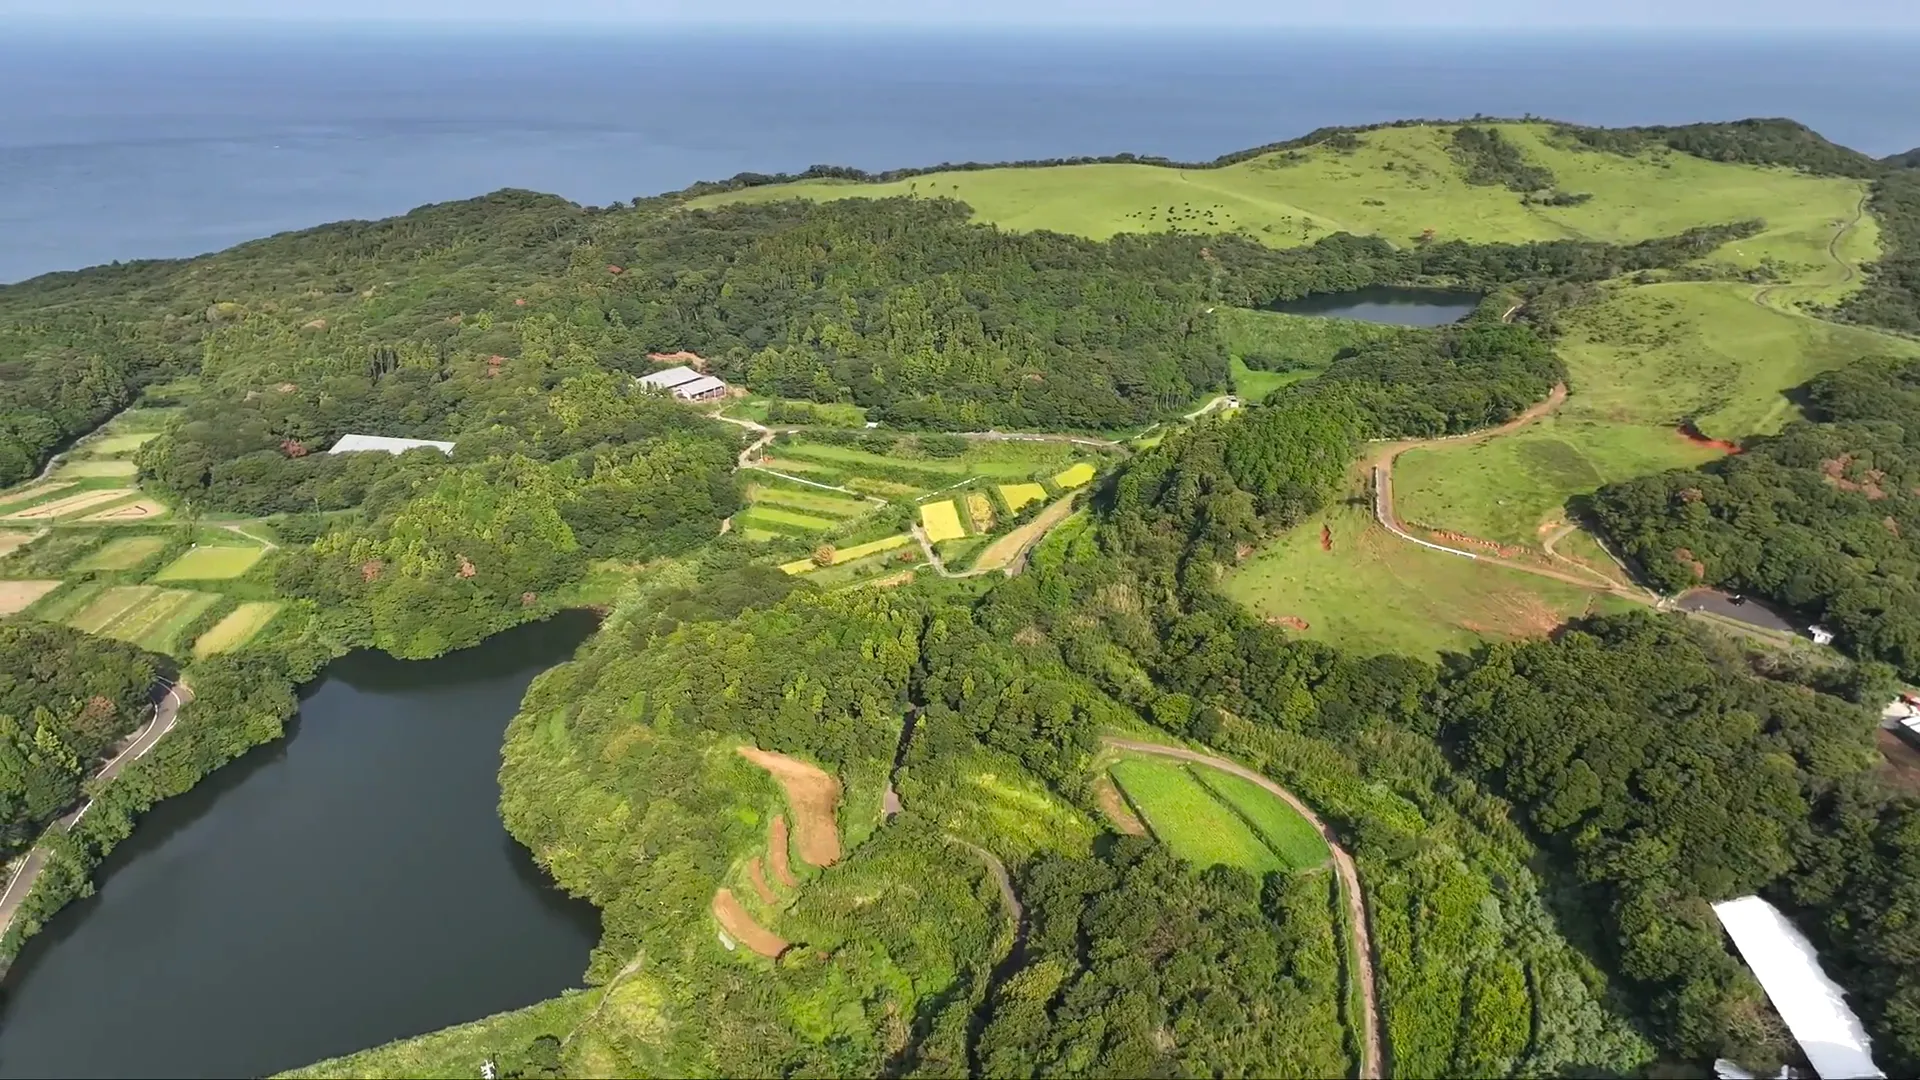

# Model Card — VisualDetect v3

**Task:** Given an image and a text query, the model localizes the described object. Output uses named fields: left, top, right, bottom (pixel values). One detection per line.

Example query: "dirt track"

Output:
left=1104, top=738, right=1383, bottom=1080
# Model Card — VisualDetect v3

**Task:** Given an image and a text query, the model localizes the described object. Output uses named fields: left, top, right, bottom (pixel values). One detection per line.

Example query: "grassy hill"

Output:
left=690, top=122, right=1868, bottom=265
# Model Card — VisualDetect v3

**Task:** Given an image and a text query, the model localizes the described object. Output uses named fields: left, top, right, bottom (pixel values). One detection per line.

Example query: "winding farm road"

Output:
left=0, top=680, right=193, bottom=946
left=1103, top=738, right=1383, bottom=1080
left=1752, top=189, right=1869, bottom=314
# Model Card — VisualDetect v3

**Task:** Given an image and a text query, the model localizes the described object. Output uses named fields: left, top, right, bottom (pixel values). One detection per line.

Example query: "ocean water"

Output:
left=2, top=26, right=1918, bottom=284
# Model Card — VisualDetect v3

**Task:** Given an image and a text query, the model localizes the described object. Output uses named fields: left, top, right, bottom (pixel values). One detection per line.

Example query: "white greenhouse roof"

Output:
left=327, top=434, right=456, bottom=456
left=1712, top=896, right=1882, bottom=1079
left=672, top=375, right=728, bottom=398
left=638, top=365, right=706, bottom=389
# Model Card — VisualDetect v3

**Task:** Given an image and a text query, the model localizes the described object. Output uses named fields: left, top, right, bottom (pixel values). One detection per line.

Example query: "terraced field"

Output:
left=67, top=585, right=222, bottom=653
left=153, top=544, right=264, bottom=581
left=75, top=535, right=170, bottom=572
left=1108, top=755, right=1328, bottom=876
left=193, top=601, right=283, bottom=657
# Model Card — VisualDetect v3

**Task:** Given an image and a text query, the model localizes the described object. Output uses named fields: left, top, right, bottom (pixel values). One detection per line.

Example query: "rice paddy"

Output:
left=1052, top=462, right=1097, bottom=490
left=67, top=585, right=222, bottom=653
left=1110, top=756, right=1299, bottom=876
left=918, top=500, right=967, bottom=543
left=781, top=533, right=914, bottom=574
left=998, top=483, right=1048, bottom=512
left=152, top=544, right=265, bottom=582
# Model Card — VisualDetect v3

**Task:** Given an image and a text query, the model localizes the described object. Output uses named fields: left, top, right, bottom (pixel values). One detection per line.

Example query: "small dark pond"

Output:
left=0, top=612, right=601, bottom=1079
left=1268, top=285, right=1483, bottom=326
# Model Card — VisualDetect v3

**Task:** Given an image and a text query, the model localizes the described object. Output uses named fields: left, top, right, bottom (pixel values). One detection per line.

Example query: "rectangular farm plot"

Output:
left=965, top=492, right=996, bottom=532
left=747, top=485, right=868, bottom=518
left=0, top=531, right=36, bottom=560
left=80, top=498, right=169, bottom=523
left=998, top=483, right=1048, bottom=513
left=1110, top=757, right=1286, bottom=876
left=1191, top=768, right=1329, bottom=871
left=780, top=533, right=912, bottom=574
left=152, top=544, right=264, bottom=581
left=70, top=585, right=220, bottom=652
left=57, top=459, right=138, bottom=479
left=194, top=602, right=283, bottom=657
left=76, top=535, right=169, bottom=572
left=3, top=488, right=138, bottom=521
left=89, top=432, right=159, bottom=454
left=735, top=506, right=837, bottom=536
left=919, top=500, right=967, bottom=543
left=0, top=482, right=75, bottom=511
left=1052, top=462, right=1097, bottom=490
left=0, top=580, right=62, bottom=617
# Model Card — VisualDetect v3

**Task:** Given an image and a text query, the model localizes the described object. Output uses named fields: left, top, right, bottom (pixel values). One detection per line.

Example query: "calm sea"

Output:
left=2, top=26, right=1918, bottom=284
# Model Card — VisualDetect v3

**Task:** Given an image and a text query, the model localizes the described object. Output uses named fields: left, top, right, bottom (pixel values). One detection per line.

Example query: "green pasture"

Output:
left=152, top=543, right=264, bottom=582
left=691, top=122, right=1868, bottom=258
left=1224, top=499, right=1633, bottom=659
left=74, top=535, right=169, bottom=572
left=1109, top=756, right=1284, bottom=876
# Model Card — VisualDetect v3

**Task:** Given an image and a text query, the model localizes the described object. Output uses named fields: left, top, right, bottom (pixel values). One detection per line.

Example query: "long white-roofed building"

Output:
left=638, top=365, right=729, bottom=402
left=327, top=434, right=456, bottom=456
left=1712, top=895, right=1883, bottom=1079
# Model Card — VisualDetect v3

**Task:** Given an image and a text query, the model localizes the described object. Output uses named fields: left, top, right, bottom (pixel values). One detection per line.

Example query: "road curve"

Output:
left=1104, top=738, right=1383, bottom=1080
left=0, top=680, right=194, bottom=945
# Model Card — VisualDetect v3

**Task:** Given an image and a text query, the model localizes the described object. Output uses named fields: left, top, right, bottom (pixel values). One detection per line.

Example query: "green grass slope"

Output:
left=691, top=123, right=1867, bottom=259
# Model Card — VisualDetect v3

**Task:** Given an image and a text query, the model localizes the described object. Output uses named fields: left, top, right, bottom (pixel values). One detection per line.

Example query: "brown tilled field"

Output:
left=738, top=746, right=842, bottom=867
left=768, top=814, right=798, bottom=887
left=3, top=488, right=135, bottom=520
left=1093, top=775, right=1147, bottom=836
left=712, top=888, right=788, bottom=958
left=81, top=498, right=169, bottom=522
left=746, top=858, right=778, bottom=904
left=0, top=579, right=61, bottom=616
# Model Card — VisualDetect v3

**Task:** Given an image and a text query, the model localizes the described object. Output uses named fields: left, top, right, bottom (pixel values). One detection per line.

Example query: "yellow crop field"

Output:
left=919, top=500, right=967, bottom=543
left=999, top=483, right=1048, bottom=513
left=965, top=492, right=996, bottom=531
left=1053, top=463, right=1096, bottom=490
left=780, top=533, right=914, bottom=574
left=193, top=602, right=283, bottom=657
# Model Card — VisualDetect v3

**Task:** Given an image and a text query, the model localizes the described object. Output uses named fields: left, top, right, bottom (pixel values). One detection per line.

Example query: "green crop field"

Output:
left=67, top=585, right=221, bottom=653
left=193, top=601, right=283, bottom=657
left=1109, top=757, right=1285, bottom=876
left=56, top=459, right=138, bottom=478
left=1190, top=769, right=1329, bottom=871
left=89, top=432, right=159, bottom=455
left=74, top=535, right=169, bottom=572
left=746, top=483, right=869, bottom=518
left=781, top=533, right=914, bottom=574
left=735, top=505, right=837, bottom=533
left=1224, top=499, right=1635, bottom=658
left=152, top=544, right=264, bottom=581
left=692, top=122, right=1867, bottom=259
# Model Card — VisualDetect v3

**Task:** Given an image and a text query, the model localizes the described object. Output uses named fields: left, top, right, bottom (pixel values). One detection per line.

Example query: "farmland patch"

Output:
left=0, top=580, right=62, bottom=617
left=918, top=500, right=967, bottom=543
left=75, top=535, right=169, bottom=572
left=998, top=483, right=1048, bottom=513
left=153, top=544, right=265, bottom=581
left=193, top=601, right=284, bottom=657
left=738, top=746, right=842, bottom=868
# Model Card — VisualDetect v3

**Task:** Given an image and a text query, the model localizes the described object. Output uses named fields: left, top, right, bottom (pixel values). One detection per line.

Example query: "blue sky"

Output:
left=5, top=0, right=1917, bottom=29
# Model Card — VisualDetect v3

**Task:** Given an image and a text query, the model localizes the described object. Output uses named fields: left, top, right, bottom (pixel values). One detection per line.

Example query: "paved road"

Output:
left=0, top=681, right=193, bottom=943
left=1104, top=738, right=1384, bottom=1080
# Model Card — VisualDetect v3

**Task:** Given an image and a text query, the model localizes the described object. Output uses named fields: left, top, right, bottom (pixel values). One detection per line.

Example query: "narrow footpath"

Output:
left=1103, top=738, right=1384, bottom=1080
left=0, top=681, right=194, bottom=947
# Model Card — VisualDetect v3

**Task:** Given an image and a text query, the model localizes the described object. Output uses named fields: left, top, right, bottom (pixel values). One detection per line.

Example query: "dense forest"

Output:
left=1591, top=356, right=1920, bottom=677
left=0, top=625, right=162, bottom=858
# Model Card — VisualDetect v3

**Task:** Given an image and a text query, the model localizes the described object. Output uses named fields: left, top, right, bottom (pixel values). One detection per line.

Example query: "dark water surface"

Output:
left=0, top=613, right=600, bottom=1079
left=1269, top=286, right=1485, bottom=326
left=4, top=28, right=1920, bottom=283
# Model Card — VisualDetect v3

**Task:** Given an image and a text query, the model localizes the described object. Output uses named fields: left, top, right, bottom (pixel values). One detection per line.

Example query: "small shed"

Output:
left=1809, top=625, right=1836, bottom=646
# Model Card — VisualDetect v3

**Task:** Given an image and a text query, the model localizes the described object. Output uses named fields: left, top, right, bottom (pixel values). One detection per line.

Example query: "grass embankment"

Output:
left=1108, top=754, right=1327, bottom=875
left=692, top=122, right=1865, bottom=255
left=1224, top=498, right=1634, bottom=658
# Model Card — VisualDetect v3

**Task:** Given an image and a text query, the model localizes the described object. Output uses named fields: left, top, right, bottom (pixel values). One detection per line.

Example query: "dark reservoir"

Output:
left=1269, top=286, right=1483, bottom=326
left=0, top=612, right=601, bottom=1079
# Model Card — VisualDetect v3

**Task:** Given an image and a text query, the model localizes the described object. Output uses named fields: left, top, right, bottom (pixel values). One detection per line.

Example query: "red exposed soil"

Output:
left=712, top=888, right=789, bottom=958
left=1676, top=422, right=1741, bottom=454
left=1265, top=615, right=1311, bottom=631
left=746, top=858, right=778, bottom=904
left=768, top=814, right=799, bottom=888
left=1093, top=776, right=1147, bottom=836
left=739, top=746, right=843, bottom=868
left=1421, top=526, right=1527, bottom=560
left=1321, top=523, right=1333, bottom=551
left=647, top=350, right=708, bottom=370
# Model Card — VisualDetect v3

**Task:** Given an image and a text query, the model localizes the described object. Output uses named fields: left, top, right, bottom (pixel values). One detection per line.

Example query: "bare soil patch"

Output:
left=738, top=746, right=843, bottom=867
left=1877, top=730, right=1920, bottom=793
left=0, top=481, right=73, bottom=509
left=82, top=498, right=169, bottom=522
left=0, top=580, right=61, bottom=616
left=768, top=814, right=799, bottom=888
left=1094, top=775, right=1147, bottom=836
left=745, top=858, right=778, bottom=904
left=712, top=888, right=789, bottom=958
left=0, top=530, right=38, bottom=560
left=1265, top=614, right=1311, bottom=631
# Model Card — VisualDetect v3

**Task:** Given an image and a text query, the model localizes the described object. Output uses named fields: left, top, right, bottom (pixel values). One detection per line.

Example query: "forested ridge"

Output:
left=8, top=117, right=1920, bottom=1079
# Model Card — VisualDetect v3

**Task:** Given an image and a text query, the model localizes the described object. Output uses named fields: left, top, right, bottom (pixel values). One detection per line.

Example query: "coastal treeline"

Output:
left=1591, top=355, right=1920, bottom=678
